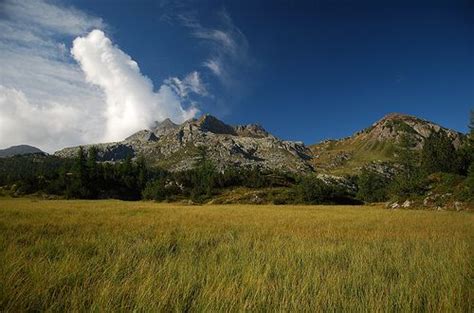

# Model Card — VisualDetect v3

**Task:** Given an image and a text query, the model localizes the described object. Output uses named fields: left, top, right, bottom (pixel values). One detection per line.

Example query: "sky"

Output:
left=0, top=0, right=472, bottom=152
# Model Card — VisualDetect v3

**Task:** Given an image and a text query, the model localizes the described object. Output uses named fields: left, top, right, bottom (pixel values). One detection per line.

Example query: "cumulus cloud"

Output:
left=0, top=0, right=106, bottom=152
left=0, top=0, right=200, bottom=152
left=71, top=30, right=198, bottom=142
left=0, top=85, right=101, bottom=150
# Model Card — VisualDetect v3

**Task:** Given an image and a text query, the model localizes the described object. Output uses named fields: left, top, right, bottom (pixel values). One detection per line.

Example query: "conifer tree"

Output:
left=421, top=131, right=457, bottom=174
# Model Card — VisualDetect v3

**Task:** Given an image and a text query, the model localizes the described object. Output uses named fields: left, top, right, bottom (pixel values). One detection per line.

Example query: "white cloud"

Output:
left=0, top=85, right=102, bottom=150
left=165, top=71, right=208, bottom=98
left=1, top=0, right=104, bottom=36
left=71, top=30, right=198, bottom=142
left=179, top=9, right=250, bottom=85
left=0, top=0, right=200, bottom=152
left=203, top=59, right=224, bottom=78
left=0, top=0, right=106, bottom=152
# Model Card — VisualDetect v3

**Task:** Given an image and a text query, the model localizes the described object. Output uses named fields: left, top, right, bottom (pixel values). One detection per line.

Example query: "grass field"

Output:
left=0, top=198, right=473, bottom=312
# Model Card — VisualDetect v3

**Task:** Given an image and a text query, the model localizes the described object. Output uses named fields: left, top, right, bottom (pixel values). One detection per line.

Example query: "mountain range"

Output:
left=52, top=113, right=465, bottom=174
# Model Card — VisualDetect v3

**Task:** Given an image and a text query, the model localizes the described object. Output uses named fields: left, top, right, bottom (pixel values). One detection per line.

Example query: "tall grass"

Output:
left=0, top=198, right=472, bottom=311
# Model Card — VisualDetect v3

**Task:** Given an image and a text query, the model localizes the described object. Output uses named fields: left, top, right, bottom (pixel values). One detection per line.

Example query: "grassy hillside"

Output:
left=310, top=138, right=397, bottom=175
left=1, top=198, right=473, bottom=311
left=309, top=113, right=466, bottom=175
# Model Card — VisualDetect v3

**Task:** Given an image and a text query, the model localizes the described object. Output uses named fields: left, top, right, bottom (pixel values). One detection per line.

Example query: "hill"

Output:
left=310, top=113, right=465, bottom=175
left=0, top=145, right=44, bottom=157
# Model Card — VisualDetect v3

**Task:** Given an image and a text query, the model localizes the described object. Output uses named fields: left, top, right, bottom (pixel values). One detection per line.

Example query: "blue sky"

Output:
left=0, top=0, right=472, bottom=151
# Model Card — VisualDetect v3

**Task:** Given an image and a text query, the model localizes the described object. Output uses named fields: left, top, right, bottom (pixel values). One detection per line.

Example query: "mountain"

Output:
left=54, top=113, right=465, bottom=175
left=310, top=113, right=465, bottom=175
left=55, top=115, right=314, bottom=173
left=0, top=145, right=44, bottom=157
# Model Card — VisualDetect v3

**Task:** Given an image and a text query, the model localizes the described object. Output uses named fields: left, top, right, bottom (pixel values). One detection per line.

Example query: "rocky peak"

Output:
left=54, top=113, right=313, bottom=173
left=155, top=118, right=178, bottom=129
left=125, top=130, right=158, bottom=142
left=234, top=124, right=269, bottom=138
left=152, top=118, right=179, bottom=136
left=359, top=113, right=464, bottom=148
left=195, top=114, right=236, bottom=135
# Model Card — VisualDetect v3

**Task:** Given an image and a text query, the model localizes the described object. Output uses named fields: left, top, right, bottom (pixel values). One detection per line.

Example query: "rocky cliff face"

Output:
left=310, top=113, right=465, bottom=175
left=55, top=115, right=314, bottom=173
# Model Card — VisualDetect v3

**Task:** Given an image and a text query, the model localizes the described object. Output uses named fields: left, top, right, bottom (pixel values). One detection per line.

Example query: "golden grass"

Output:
left=0, top=198, right=473, bottom=312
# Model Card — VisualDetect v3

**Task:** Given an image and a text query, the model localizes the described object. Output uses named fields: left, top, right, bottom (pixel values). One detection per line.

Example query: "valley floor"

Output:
left=0, top=198, right=472, bottom=311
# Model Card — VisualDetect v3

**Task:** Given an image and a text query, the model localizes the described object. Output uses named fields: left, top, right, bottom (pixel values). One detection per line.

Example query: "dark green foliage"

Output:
left=294, top=175, right=359, bottom=204
left=0, top=147, right=150, bottom=200
left=356, top=169, right=390, bottom=202
left=189, top=159, right=218, bottom=202
left=389, top=134, right=426, bottom=198
left=459, top=110, right=474, bottom=175
left=0, top=154, right=73, bottom=193
left=67, top=147, right=90, bottom=198
left=420, top=131, right=458, bottom=175
left=462, top=164, right=474, bottom=201
left=142, top=169, right=181, bottom=201
left=388, top=172, right=427, bottom=199
left=469, top=110, right=474, bottom=136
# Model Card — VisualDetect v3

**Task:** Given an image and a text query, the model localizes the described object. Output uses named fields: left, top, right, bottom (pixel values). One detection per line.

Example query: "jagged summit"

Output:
left=195, top=114, right=237, bottom=135
left=55, top=113, right=312, bottom=173
left=153, top=118, right=178, bottom=129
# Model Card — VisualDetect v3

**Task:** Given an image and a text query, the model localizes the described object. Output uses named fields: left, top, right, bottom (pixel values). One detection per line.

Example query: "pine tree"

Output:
left=421, top=130, right=457, bottom=174
left=397, top=134, right=418, bottom=172
left=390, top=134, right=426, bottom=197
left=69, top=146, right=89, bottom=198
left=86, top=147, right=99, bottom=198
left=135, top=155, right=148, bottom=191
left=469, top=110, right=474, bottom=137
left=357, top=168, right=390, bottom=202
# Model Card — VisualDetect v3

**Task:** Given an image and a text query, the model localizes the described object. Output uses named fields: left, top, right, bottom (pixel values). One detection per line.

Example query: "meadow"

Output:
left=0, top=198, right=472, bottom=312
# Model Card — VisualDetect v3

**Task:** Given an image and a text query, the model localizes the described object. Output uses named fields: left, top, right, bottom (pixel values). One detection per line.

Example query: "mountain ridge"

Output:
left=53, top=113, right=465, bottom=174
left=55, top=114, right=314, bottom=173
